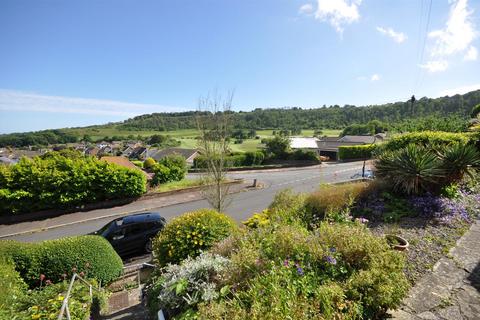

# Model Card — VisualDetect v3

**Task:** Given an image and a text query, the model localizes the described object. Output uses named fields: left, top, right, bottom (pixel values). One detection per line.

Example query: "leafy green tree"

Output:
left=264, top=135, right=291, bottom=159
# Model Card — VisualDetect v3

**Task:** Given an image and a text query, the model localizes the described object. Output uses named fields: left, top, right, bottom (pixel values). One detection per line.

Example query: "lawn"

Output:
left=65, top=126, right=342, bottom=153
left=152, top=178, right=205, bottom=193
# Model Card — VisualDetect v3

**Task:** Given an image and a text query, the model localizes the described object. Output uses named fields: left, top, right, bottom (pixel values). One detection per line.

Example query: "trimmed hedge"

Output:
left=153, top=209, right=238, bottom=266
left=0, top=152, right=147, bottom=214
left=383, top=131, right=472, bottom=152
left=338, top=144, right=377, bottom=160
left=0, top=235, right=123, bottom=287
left=193, top=151, right=265, bottom=168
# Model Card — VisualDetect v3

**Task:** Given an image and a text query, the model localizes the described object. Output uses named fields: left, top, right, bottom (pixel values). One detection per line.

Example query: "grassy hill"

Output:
left=1, top=89, right=479, bottom=150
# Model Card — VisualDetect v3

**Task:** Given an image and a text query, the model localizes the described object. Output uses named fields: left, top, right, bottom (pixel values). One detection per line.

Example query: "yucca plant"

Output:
left=437, top=143, right=480, bottom=184
left=374, top=144, right=445, bottom=195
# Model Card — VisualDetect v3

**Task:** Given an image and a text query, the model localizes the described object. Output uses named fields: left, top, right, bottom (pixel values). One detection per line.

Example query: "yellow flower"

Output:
left=31, top=315, right=41, bottom=320
left=57, top=295, right=64, bottom=301
left=194, top=241, right=198, bottom=244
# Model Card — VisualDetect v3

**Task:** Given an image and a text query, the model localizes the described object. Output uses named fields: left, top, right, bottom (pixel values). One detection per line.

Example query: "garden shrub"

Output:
left=146, top=253, right=230, bottom=318
left=338, top=144, right=377, bottom=160
left=151, top=155, right=187, bottom=186
left=382, top=131, right=471, bottom=152
left=290, top=149, right=320, bottom=162
left=0, top=235, right=123, bottom=287
left=131, top=160, right=144, bottom=168
left=194, top=151, right=264, bottom=168
left=242, top=189, right=309, bottom=229
left=193, top=222, right=408, bottom=319
left=0, top=152, right=146, bottom=214
left=152, top=209, right=238, bottom=266
left=143, top=157, right=156, bottom=169
left=305, top=182, right=369, bottom=225
left=0, top=258, right=27, bottom=318
left=267, top=189, right=308, bottom=226
left=243, top=151, right=265, bottom=166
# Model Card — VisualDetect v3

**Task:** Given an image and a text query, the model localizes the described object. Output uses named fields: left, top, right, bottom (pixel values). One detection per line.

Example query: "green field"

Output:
left=65, top=126, right=342, bottom=153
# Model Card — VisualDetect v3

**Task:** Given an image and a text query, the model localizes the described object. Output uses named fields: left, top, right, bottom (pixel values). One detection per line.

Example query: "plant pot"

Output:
left=385, top=234, right=409, bottom=251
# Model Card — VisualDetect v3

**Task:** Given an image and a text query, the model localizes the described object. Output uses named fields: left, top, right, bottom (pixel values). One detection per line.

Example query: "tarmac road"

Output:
left=3, top=161, right=369, bottom=242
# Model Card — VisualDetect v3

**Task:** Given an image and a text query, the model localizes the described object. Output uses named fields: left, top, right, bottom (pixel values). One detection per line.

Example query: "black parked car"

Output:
left=93, top=212, right=166, bottom=257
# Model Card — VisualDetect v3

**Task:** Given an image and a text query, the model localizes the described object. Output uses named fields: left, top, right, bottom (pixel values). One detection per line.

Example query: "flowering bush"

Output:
left=153, top=209, right=238, bottom=266
left=194, top=222, right=409, bottom=319
left=242, top=209, right=270, bottom=228
left=146, top=253, right=230, bottom=317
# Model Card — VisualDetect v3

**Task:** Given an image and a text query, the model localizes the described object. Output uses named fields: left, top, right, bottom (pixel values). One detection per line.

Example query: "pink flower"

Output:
left=79, top=271, right=85, bottom=277
left=40, top=274, right=45, bottom=281
left=45, top=280, right=52, bottom=285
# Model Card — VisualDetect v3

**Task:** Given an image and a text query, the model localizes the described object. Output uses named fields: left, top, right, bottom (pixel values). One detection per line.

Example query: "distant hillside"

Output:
left=1, top=90, right=479, bottom=147
left=117, top=90, right=480, bottom=131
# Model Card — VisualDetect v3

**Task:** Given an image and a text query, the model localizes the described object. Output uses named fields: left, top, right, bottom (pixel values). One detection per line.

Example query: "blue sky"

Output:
left=1, top=0, right=479, bottom=133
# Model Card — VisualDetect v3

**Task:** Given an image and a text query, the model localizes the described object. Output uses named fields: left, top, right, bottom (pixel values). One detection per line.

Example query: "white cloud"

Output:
left=300, top=0, right=362, bottom=33
left=439, top=83, right=480, bottom=96
left=464, top=46, right=478, bottom=61
left=370, top=74, right=380, bottom=81
left=376, top=26, right=407, bottom=43
left=0, top=89, right=185, bottom=117
left=423, top=0, right=477, bottom=72
left=419, top=60, right=449, bottom=72
left=299, top=3, right=314, bottom=15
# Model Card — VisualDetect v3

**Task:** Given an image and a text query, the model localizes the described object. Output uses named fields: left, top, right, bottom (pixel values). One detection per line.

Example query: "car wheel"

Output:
left=145, top=239, right=153, bottom=253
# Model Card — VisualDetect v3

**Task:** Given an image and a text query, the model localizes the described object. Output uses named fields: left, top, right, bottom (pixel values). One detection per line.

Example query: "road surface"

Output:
left=4, top=161, right=368, bottom=242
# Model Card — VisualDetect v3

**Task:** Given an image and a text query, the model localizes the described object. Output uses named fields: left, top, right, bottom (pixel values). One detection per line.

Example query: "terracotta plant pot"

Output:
left=385, top=234, right=409, bottom=251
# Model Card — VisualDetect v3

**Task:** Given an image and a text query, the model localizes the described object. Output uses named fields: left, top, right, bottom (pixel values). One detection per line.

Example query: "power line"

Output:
left=413, top=0, right=433, bottom=95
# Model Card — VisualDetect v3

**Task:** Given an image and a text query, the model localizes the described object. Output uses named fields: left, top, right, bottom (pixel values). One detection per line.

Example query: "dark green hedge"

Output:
left=338, top=144, right=377, bottom=160
left=0, top=152, right=147, bottom=214
left=0, top=235, right=123, bottom=287
left=193, top=151, right=265, bottom=168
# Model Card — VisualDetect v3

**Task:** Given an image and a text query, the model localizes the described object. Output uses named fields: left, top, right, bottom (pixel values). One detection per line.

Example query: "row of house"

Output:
left=290, top=134, right=387, bottom=160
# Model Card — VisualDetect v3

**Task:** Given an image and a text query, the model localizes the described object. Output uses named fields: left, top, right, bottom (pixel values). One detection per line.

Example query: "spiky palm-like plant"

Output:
left=437, top=143, right=480, bottom=183
left=374, top=144, right=445, bottom=195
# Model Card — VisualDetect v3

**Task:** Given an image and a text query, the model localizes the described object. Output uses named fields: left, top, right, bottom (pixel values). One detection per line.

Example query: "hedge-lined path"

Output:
left=390, top=219, right=480, bottom=320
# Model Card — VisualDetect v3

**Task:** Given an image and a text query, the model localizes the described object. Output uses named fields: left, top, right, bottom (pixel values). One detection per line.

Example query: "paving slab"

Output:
left=390, top=219, right=480, bottom=320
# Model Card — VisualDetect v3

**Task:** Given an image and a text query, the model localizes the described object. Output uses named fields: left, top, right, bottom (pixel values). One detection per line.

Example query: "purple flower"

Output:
left=325, top=255, right=337, bottom=265
left=329, top=247, right=336, bottom=253
left=283, top=259, right=289, bottom=267
left=355, top=217, right=369, bottom=224
left=296, top=267, right=304, bottom=276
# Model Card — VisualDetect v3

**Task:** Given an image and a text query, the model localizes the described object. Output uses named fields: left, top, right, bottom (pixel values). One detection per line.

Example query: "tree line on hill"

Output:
left=1, top=90, right=479, bottom=148
left=119, top=90, right=480, bottom=131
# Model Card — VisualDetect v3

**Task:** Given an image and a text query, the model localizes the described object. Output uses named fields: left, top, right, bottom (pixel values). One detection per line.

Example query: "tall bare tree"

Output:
left=196, top=92, right=233, bottom=212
